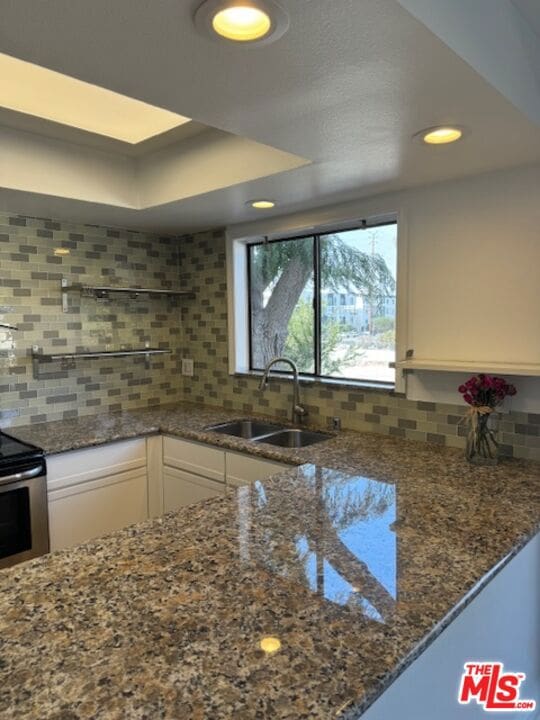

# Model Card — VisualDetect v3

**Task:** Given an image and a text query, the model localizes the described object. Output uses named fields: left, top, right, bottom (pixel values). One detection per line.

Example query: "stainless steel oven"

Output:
left=0, top=433, right=49, bottom=570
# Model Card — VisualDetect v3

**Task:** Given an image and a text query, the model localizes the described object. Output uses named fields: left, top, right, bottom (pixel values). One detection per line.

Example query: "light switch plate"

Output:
left=181, top=358, right=194, bottom=377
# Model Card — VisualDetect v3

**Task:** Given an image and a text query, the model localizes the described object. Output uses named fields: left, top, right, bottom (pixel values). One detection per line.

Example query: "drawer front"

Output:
left=226, top=452, right=289, bottom=488
left=163, top=466, right=224, bottom=513
left=48, top=468, right=148, bottom=551
left=163, top=436, right=225, bottom=482
left=47, top=438, right=147, bottom=491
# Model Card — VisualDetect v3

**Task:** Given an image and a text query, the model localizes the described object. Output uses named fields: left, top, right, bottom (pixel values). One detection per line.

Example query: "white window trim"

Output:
left=226, top=231, right=250, bottom=375
left=394, top=208, right=408, bottom=394
left=226, top=209, right=408, bottom=393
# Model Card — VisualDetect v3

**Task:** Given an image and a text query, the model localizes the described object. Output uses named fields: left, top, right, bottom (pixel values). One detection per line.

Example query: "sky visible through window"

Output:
left=320, top=224, right=397, bottom=383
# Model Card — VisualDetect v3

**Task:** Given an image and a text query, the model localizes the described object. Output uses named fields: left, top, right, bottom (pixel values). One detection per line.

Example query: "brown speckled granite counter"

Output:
left=1, top=403, right=539, bottom=719
left=9, top=400, right=537, bottom=479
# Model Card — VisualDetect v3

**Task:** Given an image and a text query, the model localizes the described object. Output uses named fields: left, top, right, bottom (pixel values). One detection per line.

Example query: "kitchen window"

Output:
left=247, top=221, right=397, bottom=385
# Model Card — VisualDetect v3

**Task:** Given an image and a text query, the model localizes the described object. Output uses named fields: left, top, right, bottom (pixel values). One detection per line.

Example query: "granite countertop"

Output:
left=1, top=403, right=539, bottom=719
left=7, top=399, right=537, bottom=479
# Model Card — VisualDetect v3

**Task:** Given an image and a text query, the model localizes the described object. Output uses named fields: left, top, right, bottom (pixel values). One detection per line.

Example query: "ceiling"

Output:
left=0, top=0, right=539, bottom=234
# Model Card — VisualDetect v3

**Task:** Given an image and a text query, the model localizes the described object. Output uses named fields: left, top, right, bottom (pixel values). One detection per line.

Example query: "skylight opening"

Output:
left=0, top=52, right=190, bottom=144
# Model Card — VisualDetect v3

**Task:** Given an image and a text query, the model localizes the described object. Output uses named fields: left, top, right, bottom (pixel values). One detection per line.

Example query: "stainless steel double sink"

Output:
left=205, top=419, right=332, bottom=448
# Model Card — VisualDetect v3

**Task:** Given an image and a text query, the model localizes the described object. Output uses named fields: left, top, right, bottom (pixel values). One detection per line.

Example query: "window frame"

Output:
left=246, top=220, right=398, bottom=387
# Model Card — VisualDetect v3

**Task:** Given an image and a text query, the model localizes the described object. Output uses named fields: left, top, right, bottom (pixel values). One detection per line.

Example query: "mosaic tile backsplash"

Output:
left=178, top=230, right=540, bottom=462
left=1, top=213, right=538, bottom=461
left=0, top=212, right=184, bottom=426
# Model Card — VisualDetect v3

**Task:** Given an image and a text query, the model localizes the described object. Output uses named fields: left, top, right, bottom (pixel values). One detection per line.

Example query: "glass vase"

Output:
left=465, top=410, right=500, bottom=465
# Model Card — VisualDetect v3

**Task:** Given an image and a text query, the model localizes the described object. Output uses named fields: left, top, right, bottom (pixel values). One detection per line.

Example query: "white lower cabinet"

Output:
left=163, top=436, right=225, bottom=481
left=225, top=451, right=289, bottom=488
left=47, top=439, right=148, bottom=551
left=162, top=435, right=226, bottom=512
left=46, top=434, right=291, bottom=551
left=160, top=436, right=289, bottom=508
left=163, top=466, right=225, bottom=512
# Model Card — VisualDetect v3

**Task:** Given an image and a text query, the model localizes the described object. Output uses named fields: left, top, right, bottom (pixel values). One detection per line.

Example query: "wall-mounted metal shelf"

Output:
left=61, top=279, right=195, bottom=312
left=31, top=345, right=171, bottom=379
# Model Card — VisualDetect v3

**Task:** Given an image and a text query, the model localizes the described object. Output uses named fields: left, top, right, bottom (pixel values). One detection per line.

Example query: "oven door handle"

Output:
left=0, top=464, right=43, bottom=486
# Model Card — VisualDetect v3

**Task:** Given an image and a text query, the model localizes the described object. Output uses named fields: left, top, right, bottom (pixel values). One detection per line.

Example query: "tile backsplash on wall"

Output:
left=1, top=213, right=538, bottom=461
left=0, top=212, right=185, bottom=426
left=178, top=229, right=540, bottom=462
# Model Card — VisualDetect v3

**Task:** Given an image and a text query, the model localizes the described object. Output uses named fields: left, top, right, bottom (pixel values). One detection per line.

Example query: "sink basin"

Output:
left=255, top=428, right=332, bottom=448
left=206, top=420, right=332, bottom=448
left=205, top=419, right=285, bottom=439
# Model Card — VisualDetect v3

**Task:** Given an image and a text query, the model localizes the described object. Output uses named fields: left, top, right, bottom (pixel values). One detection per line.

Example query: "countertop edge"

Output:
left=342, top=530, right=539, bottom=718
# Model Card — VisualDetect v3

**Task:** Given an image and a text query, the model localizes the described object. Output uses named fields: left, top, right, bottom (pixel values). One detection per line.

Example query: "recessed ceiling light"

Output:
left=195, top=1, right=289, bottom=46
left=248, top=199, right=276, bottom=209
left=214, top=6, right=271, bottom=41
left=53, top=247, right=70, bottom=256
left=417, top=126, right=464, bottom=145
left=0, top=52, right=190, bottom=144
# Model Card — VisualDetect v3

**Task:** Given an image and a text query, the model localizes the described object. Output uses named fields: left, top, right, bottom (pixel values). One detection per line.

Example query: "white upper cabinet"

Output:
left=403, top=168, right=540, bottom=372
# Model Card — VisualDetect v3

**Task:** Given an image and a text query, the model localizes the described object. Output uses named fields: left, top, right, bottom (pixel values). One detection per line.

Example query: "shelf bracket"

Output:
left=145, top=342, right=150, bottom=369
left=61, top=278, right=69, bottom=313
left=32, top=345, right=40, bottom=380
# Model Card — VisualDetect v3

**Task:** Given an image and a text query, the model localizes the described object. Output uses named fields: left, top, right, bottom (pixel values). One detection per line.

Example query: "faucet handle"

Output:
left=294, top=404, right=308, bottom=423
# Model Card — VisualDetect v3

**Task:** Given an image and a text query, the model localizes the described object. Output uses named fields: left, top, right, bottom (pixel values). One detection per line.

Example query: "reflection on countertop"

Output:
left=246, top=467, right=397, bottom=622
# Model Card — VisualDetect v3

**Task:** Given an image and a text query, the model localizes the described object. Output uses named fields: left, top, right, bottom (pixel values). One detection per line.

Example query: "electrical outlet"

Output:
left=181, top=358, right=194, bottom=377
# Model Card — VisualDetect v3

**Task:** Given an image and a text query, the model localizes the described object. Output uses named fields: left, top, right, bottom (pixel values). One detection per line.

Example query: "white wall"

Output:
left=0, top=125, right=136, bottom=208
left=228, top=164, right=540, bottom=409
left=407, top=372, right=540, bottom=414
left=137, top=129, right=309, bottom=209
left=0, top=124, right=308, bottom=212
left=395, top=0, right=540, bottom=126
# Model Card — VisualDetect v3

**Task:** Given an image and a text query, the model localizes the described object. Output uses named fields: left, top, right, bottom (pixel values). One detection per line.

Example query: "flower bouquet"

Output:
left=459, top=374, right=516, bottom=465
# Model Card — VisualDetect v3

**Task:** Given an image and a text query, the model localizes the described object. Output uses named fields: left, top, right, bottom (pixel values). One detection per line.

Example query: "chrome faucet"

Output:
left=259, top=357, right=307, bottom=425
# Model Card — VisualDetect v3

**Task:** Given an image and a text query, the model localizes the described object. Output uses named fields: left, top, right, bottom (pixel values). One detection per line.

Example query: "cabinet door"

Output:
left=48, top=468, right=148, bottom=551
left=47, top=439, right=148, bottom=551
left=226, top=452, right=290, bottom=488
left=163, top=466, right=225, bottom=513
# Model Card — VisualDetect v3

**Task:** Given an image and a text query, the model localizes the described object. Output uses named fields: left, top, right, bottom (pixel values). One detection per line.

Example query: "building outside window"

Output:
left=247, top=221, right=397, bottom=385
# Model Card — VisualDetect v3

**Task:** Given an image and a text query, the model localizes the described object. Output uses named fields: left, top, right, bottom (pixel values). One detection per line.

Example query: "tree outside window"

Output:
left=248, top=223, right=397, bottom=384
